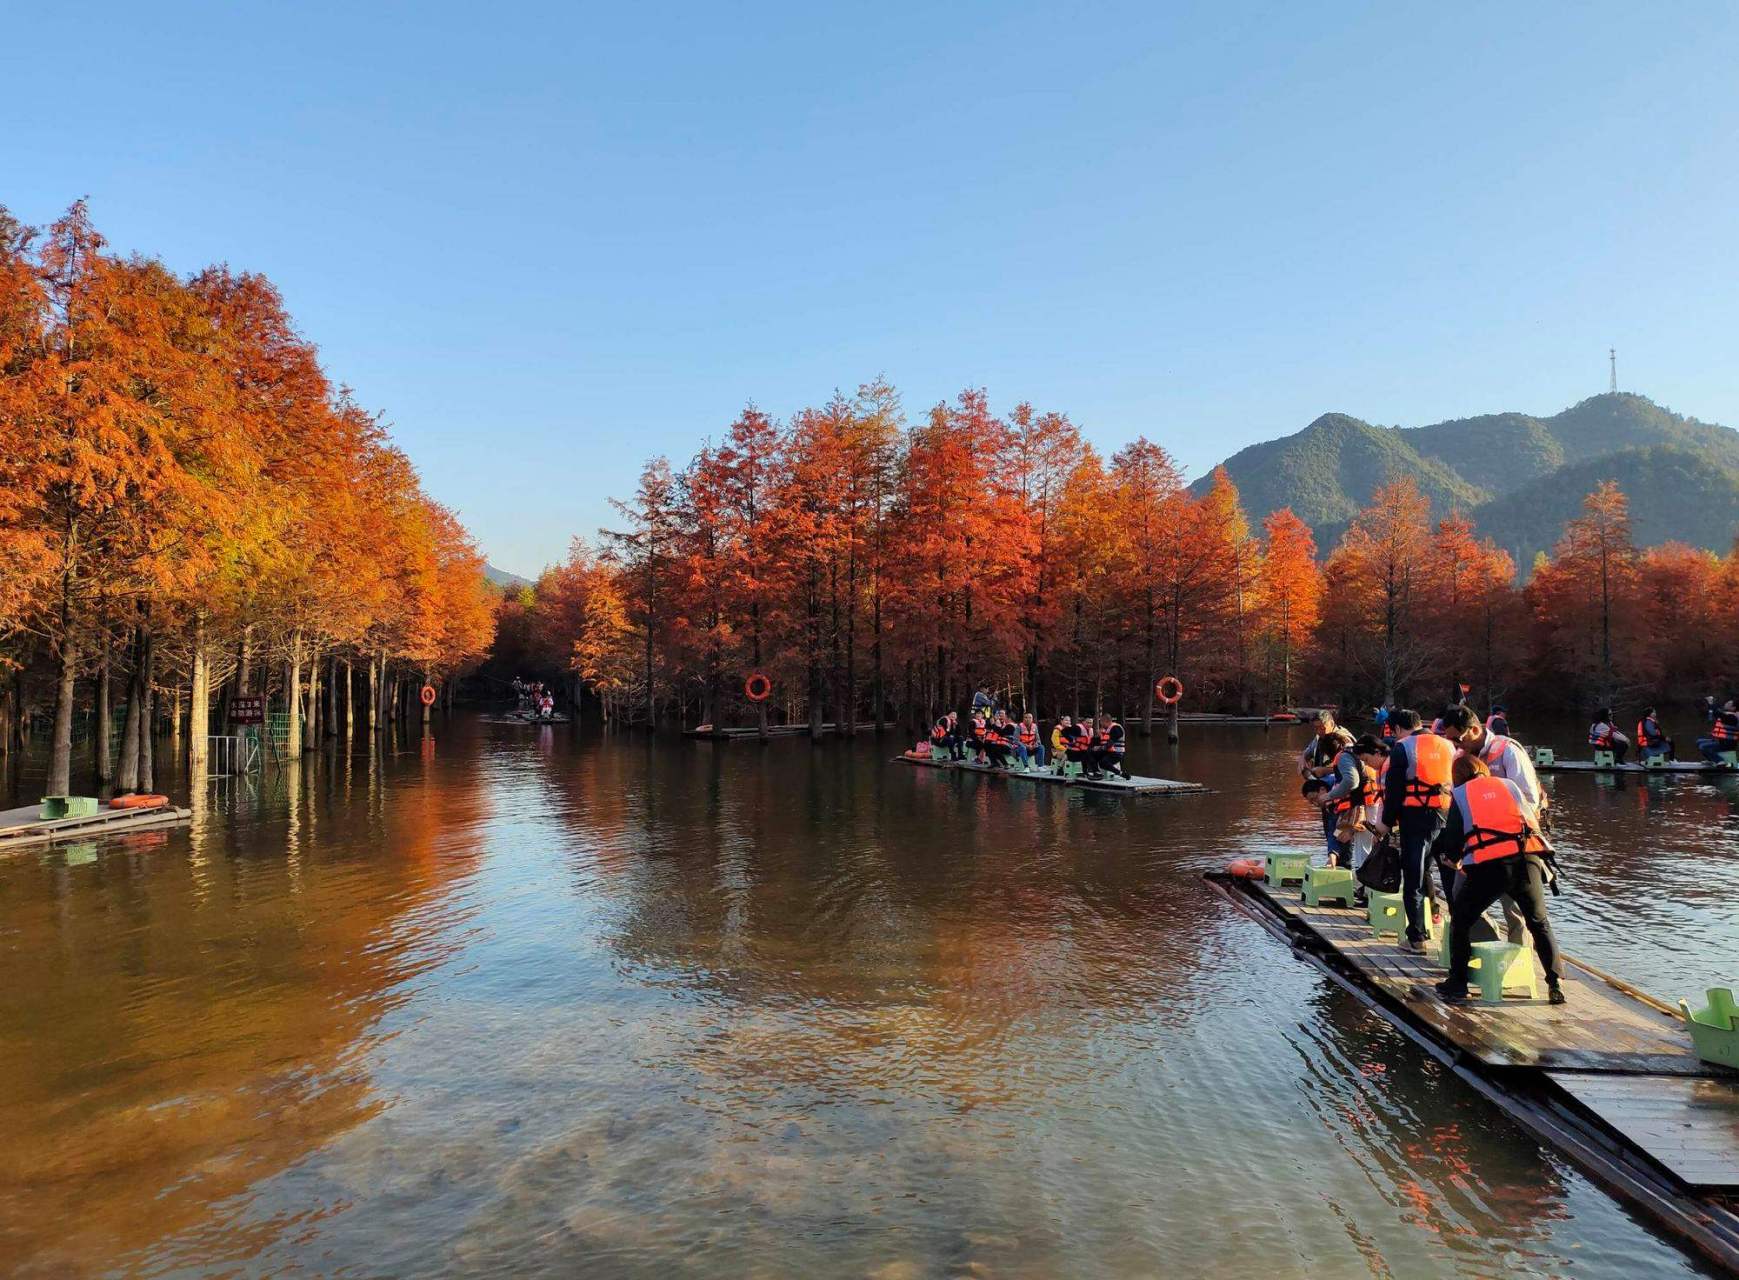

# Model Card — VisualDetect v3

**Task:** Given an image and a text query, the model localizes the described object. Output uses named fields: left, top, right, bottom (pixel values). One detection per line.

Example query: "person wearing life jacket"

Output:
left=970, top=714, right=989, bottom=763
left=1050, top=716, right=1071, bottom=771
left=1369, top=709, right=1454, bottom=953
left=1014, top=713, right=1044, bottom=770
left=1300, top=710, right=1355, bottom=858
left=980, top=713, right=1012, bottom=769
left=1698, top=698, right=1739, bottom=764
left=1320, top=734, right=1383, bottom=869
left=1065, top=717, right=1094, bottom=770
left=1587, top=707, right=1630, bottom=764
left=1088, top=714, right=1127, bottom=780
left=1484, top=705, right=1510, bottom=738
left=931, top=712, right=962, bottom=761
left=1635, top=706, right=1673, bottom=762
left=1440, top=705, right=1542, bottom=944
left=1431, top=754, right=1565, bottom=1005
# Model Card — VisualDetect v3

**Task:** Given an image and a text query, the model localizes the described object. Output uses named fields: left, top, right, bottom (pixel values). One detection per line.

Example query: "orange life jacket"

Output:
left=972, top=719, right=986, bottom=741
left=1329, top=752, right=1379, bottom=815
left=1589, top=722, right=1614, bottom=747
left=1018, top=724, right=1037, bottom=747
left=1105, top=722, right=1125, bottom=753
left=1637, top=717, right=1664, bottom=747
left=1400, top=732, right=1454, bottom=810
left=1452, top=776, right=1545, bottom=868
left=1711, top=714, right=1738, bottom=745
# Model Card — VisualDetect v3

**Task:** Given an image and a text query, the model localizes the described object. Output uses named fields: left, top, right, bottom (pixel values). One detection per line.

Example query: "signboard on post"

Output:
left=230, top=695, right=265, bottom=726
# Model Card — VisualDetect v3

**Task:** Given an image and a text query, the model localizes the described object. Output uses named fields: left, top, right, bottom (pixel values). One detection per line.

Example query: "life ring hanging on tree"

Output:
left=420, top=683, right=437, bottom=707
left=1156, top=675, right=1185, bottom=705
left=744, top=672, right=773, bottom=703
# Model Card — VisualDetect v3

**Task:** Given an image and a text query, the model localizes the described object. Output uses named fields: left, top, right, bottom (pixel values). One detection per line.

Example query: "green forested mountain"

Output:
left=1197, top=392, right=1739, bottom=567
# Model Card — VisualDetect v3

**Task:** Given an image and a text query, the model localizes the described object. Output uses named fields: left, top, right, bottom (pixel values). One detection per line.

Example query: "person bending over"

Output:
left=1431, top=754, right=1565, bottom=1006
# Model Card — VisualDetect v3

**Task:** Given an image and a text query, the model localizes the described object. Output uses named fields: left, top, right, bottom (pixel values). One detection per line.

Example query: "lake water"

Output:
left=1, top=714, right=1734, bottom=1278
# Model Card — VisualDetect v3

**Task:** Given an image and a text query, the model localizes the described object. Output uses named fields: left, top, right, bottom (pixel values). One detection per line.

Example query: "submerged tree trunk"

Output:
left=344, top=659, right=355, bottom=741
left=286, top=631, right=304, bottom=757
left=189, top=613, right=210, bottom=774
left=49, top=635, right=78, bottom=797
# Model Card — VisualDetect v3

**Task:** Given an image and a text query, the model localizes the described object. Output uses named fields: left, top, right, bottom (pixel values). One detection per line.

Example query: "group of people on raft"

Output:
left=1297, top=704, right=1566, bottom=1006
left=928, top=687, right=1130, bottom=780
left=1586, top=696, right=1739, bottom=765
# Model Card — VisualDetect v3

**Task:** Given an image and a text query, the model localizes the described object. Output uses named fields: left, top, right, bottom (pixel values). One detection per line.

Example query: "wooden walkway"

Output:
left=684, top=722, right=867, bottom=740
left=0, top=801, right=192, bottom=851
left=1210, top=872, right=1739, bottom=1272
left=896, top=753, right=1207, bottom=796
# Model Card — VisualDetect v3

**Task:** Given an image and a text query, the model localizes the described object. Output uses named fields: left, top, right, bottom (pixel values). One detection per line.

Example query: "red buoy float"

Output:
left=420, top=683, right=437, bottom=707
left=109, top=793, right=169, bottom=810
left=1156, top=675, right=1185, bottom=705
left=744, top=672, right=772, bottom=703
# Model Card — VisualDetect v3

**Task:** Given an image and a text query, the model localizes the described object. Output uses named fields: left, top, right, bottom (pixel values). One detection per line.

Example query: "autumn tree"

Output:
left=1255, top=508, right=1322, bottom=708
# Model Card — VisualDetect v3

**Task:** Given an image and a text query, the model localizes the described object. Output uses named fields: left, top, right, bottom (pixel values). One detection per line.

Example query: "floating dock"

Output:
left=685, top=722, right=868, bottom=740
left=895, top=753, right=1207, bottom=796
left=1208, top=870, right=1739, bottom=1273
left=482, top=711, right=573, bottom=725
left=0, top=802, right=192, bottom=852
left=1535, top=758, right=1737, bottom=776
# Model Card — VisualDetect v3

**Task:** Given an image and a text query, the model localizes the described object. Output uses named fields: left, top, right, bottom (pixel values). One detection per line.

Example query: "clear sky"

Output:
left=7, top=2, right=1738, bottom=575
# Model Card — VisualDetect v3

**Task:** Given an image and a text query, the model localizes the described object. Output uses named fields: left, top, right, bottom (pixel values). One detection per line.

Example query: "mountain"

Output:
left=484, top=563, right=533, bottom=590
left=1200, top=392, right=1739, bottom=566
left=1472, top=446, right=1739, bottom=570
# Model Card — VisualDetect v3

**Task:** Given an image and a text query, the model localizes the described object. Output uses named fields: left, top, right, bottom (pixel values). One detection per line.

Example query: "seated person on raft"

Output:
left=1588, top=708, right=1629, bottom=763
left=1087, top=714, right=1127, bottom=780
left=1431, top=753, right=1565, bottom=1006
left=1697, top=697, right=1739, bottom=764
left=1014, top=713, right=1045, bottom=769
left=1636, top=706, right=1673, bottom=762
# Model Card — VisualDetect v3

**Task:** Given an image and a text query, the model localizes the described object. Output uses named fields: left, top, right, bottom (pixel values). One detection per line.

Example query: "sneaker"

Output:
left=1548, top=982, right=1567, bottom=1006
left=1434, top=981, right=1470, bottom=1003
left=1403, top=936, right=1427, bottom=955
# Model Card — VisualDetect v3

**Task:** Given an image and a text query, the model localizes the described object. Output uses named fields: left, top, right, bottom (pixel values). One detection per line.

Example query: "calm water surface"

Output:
left=1, top=714, right=1735, bottom=1278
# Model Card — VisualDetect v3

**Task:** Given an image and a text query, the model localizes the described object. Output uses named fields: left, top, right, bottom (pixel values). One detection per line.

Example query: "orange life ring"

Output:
left=1226, top=857, right=1265, bottom=879
left=1156, top=675, right=1185, bottom=705
left=110, top=793, right=169, bottom=810
left=744, top=672, right=772, bottom=703
left=420, top=683, right=437, bottom=707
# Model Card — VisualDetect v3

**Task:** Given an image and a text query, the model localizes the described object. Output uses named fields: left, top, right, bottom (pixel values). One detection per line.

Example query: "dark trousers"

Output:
left=1397, top=809, right=1446, bottom=942
left=1699, top=738, right=1735, bottom=763
left=1448, top=855, right=1561, bottom=985
left=1091, top=748, right=1126, bottom=777
left=983, top=743, right=1010, bottom=767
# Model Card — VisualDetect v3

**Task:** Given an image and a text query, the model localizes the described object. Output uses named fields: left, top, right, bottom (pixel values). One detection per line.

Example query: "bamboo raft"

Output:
left=0, top=802, right=192, bottom=852
left=895, top=753, right=1207, bottom=796
left=1208, top=870, right=1739, bottom=1273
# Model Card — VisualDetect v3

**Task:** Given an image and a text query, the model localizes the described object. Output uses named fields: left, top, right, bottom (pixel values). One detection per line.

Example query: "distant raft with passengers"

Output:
left=1532, top=699, right=1739, bottom=775
left=897, top=685, right=1208, bottom=796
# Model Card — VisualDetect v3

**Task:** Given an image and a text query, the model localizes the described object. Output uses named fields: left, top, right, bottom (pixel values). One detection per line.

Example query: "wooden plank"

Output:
left=0, top=805, right=191, bottom=852
left=1249, top=881, right=1703, bottom=1072
left=1549, top=1073, right=1739, bottom=1190
left=1536, top=759, right=1734, bottom=775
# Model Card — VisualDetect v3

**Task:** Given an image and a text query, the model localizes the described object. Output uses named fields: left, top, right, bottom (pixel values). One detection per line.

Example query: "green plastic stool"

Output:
left=1679, top=988, right=1739, bottom=1069
left=39, top=795, right=99, bottom=820
left=1370, top=891, right=1437, bottom=940
left=1301, top=864, right=1356, bottom=908
left=1642, top=750, right=1670, bottom=769
left=1469, top=941, right=1538, bottom=1001
left=1720, top=751, right=1739, bottom=770
left=1592, top=749, right=1616, bottom=769
left=1265, top=852, right=1311, bottom=889
left=1531, top=747, right=1555, bottom=766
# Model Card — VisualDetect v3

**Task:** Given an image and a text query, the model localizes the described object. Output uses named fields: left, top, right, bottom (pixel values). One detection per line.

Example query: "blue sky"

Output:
left=7, top=2, right=1738, bottom=575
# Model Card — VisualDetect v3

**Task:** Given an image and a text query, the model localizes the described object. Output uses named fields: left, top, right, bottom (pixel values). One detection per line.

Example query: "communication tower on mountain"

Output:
left=1609, top=347, right=1617, bottom=393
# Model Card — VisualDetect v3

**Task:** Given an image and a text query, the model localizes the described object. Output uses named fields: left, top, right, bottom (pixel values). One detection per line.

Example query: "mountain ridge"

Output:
left=1195, top=392, right=1739, bottom=565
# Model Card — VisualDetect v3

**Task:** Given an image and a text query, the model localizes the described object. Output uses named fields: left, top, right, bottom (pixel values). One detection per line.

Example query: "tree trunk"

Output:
left=189, top=613, right=210, bottom=773
left=95, top=639, right=113, bottom=786
left=48, top=636, right=78, bottom=797
left=345, top=659, right=355, bottom=741
left=367, top=654, right=379, bottom=734
left=118, top=629, right=143, bottom=793
left=286, top=631, right=304, bottom=756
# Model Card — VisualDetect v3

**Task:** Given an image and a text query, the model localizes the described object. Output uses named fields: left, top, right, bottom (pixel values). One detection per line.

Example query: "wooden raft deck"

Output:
left=1535, top=758, right=1737, bottom=776
left=895, top=753, right=1207, bottom=796
left=684, top=722, right=868, bottom=740
left=1210, top=872, right=1739, bottom=1272
left=0, top=802, right=192, bottom=851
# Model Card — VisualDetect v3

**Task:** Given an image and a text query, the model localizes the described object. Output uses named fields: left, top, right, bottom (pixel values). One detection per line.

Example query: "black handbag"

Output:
left=1356, top=835, right=1402, bottom=894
